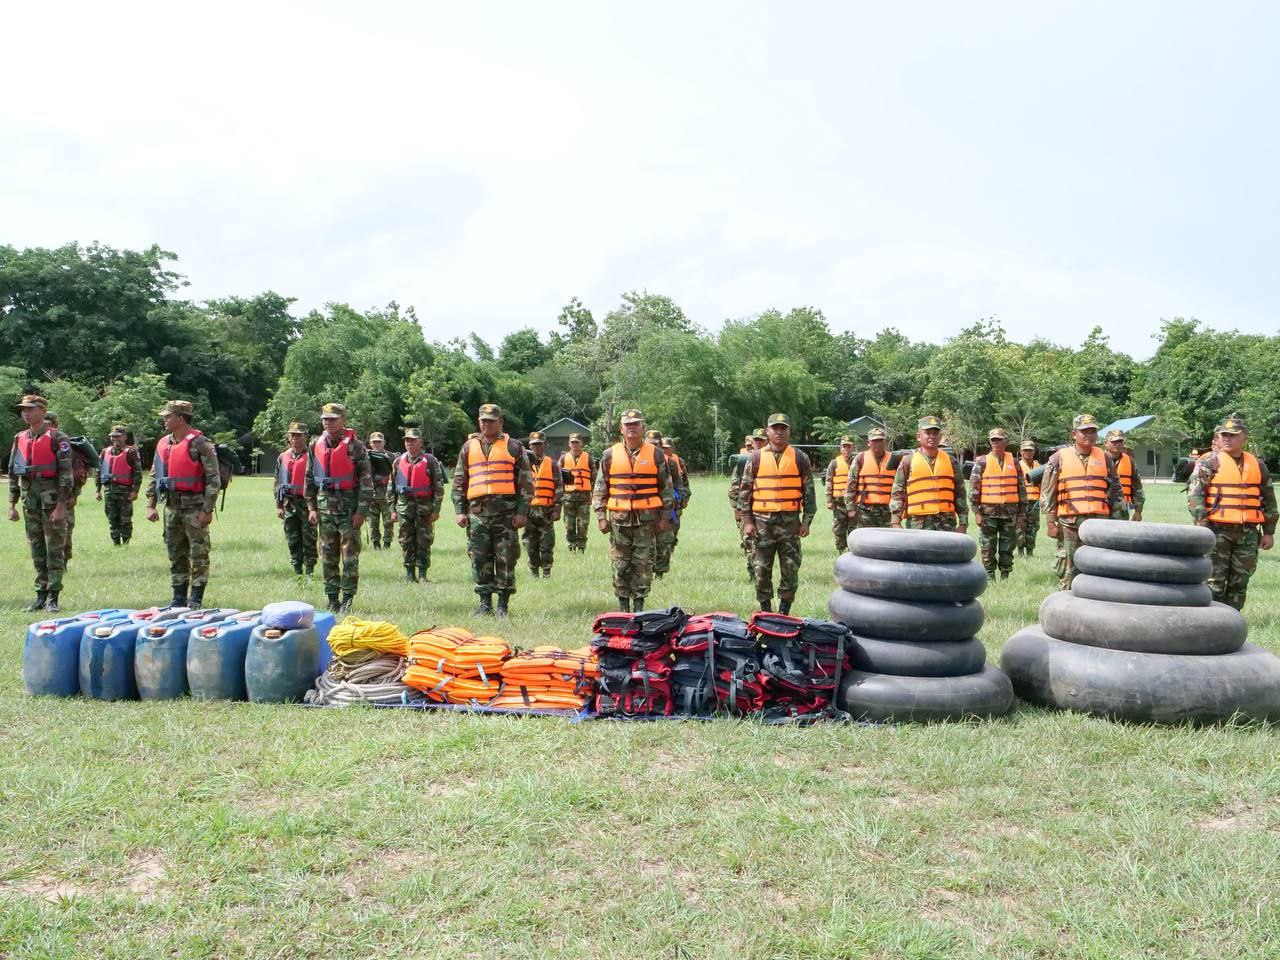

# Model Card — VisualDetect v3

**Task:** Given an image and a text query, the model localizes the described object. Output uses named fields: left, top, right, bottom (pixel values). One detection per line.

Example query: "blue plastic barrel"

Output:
left=80, top=608, right=189, bottom=701
left=313, top=610, right=336, bottom=674
left=135, top=609, right=239, bottom=701
left=245, top=623, right=320, bottom=703
left=187, top=611, right=261, bottom=701
left=23, top=610, right=134, bottom=697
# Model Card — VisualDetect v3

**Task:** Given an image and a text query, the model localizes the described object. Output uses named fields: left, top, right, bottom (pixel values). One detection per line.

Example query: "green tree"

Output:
left=498, top=328, right=553, bottom=374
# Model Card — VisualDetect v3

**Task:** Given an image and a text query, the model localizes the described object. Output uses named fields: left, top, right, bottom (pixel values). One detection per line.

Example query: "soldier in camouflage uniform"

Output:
left=738, top=413, right=816, bottom=614
left=391, top=427, right=446, bottom=583
left=730, top=429, right=767, bottom=580
left=273, top=421, right=317, bottom=578
left=8, top=395, right=73, bottom=611
left=43, top=411, right=90, bottom=567
left=1187, top=414, right=1277, bottom=610
left=366, top=432, right=395, bottom=549
left=1016, top=441, right=1042, bottom=557
left=453, top=404, right=533, bottom=617
left=645, top=429, right=674, bottom=576
left=307, top=403, right=373, bottom=612
left=593, top=409, right=674, bottom=612
left=969, top=427, right=1027, bottom=581
left=1105, top=429, right=1145, bottom=521
left=889, top=416, right=968, bottom=533
left=145, top=400, right=222, bottom=609
left=845, top=426, right=896, bottom=530
left=1040, top=414, right=1125, bottom=590
left=657, top=436, right=690, bottom=575
left=559, top=433, right=594, bottom=552
left=523, top=431, right=563, bottom=577
left=825, top=435, right=856, bottom=551
left=95, top=424, right=142, bottom=546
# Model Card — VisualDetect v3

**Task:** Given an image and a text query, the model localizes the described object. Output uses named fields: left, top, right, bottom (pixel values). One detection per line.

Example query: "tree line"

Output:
left=1, top=242, right=1274, bottom=470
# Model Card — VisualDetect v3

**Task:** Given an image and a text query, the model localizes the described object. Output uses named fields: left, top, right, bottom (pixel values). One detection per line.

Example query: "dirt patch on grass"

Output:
left=8, top=851, right=169, bottom=902
left=1197, top=802, right=1278, bottom=833
left=124, top=851, right=168, bottom=901
left=13, top=873, right=94, bottom=901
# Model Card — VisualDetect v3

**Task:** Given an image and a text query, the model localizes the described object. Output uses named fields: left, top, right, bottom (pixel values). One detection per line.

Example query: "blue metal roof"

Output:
left=1100, top=415, right=1155, bottom=434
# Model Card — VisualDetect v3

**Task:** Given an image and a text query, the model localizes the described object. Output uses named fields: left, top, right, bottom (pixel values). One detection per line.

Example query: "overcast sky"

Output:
left=5, top=1, right=1277, bottom=357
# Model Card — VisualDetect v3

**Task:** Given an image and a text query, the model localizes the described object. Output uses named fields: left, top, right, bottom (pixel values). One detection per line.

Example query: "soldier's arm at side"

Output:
left=799, top=451, right=816, bottom=528
left=1131, top=468, right=1145, bottom=509
left=55, top=431, right=74, bottom=507
left=509, top=440, right=532, bottom=516
left=1103, top=452, right=1125, bottom=519
left=7, top=440, right=18, bottom=509
left=353, top=441, right=374, bottom=517
left=968, top=456, right=985, bottom=510
left=1015, top=457, right=1027, bottom=518
left=845, top=453, right=861, bottom=513
left=1259, top=461, right=1278, bottom=537
left=888, top=456, right=911, bottom=525
left=654, top=449, right=675, bottom=513
left=735, top=453, right=759, bottom=516
left=430, top=457, right=447, bottom=517
left=129, top=449, right=143, bottom=495
left=592, top=449, right=611, bottom=522
left=197, top=437, right=221, bottom=515
left=451, top=447, right=470, bottom=516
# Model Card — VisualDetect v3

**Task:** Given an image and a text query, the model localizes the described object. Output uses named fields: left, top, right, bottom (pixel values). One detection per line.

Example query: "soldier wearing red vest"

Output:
left=391, top=427, right=446, bottom=583
left=889, top=416, right=968, bottom=533
left=1040, top=414, right=1125, bottom=590
left=95, top=424, right=142, bottom=546
left=969, top=427, right=1027, bottom=581
left=738, top=413, right=816, bottom=614
left=1017, top=440, right=1042, bottom=557
left=825, top=435, right=856, bottom=552
left=307, top=402, right=373, bottom=612
left=592, top=409, right=674, bottom=612
left=559, top=433, right=595, bottom=553
left=1187, top=414, right=1277, bottom=610
left=8, top=394, right=74, bottom=612
left=523, top=431, right=563, bottom=579
left=274, top=421, right=316, bottom=579
left=146, top=400, right=222, bottom=609
left=1104, top=429, right=1145, bottom=521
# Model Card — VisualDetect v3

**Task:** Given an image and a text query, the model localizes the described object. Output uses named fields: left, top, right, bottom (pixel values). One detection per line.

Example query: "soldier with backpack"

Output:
left=274, top=422, right=317, bottom=578
left=95, top=425, right=142, bottom=545
left=44, top=411, right=96, bottom=567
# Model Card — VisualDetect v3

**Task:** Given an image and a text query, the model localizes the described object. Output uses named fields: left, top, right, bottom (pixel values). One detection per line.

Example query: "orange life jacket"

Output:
left=13, top=430, right=58, bottom=480
left=1116, top=453, right=1135, bottom=505
left=1207, top=452, right=1265, bottom=525
left=854, top=450, right=894, bottom=506
left=1020, top=459, right=1041, bottom=500
left=905, top=451, right=956, bottom=517
left=530, top=456, right=556, bottom=507
left=465, top=435, right=516, bottom=498
left=395, top=454, right=436, bottom=499
left=1056, top=447, right=1109, bottom=517
left=312, top=430, right=357, bottom=492
left=979, top=452, right=1020, bottom=505
left=157, top=430, right=206, bottom=493
left=277, top=449, right=309, bottom=497
left=562, top=451, right=592, bottom=492
left=752, top=446, right=803, bottom=513
left=606, top=442, right=662, bottom=512
left=831, top=455, right=852, bottom=499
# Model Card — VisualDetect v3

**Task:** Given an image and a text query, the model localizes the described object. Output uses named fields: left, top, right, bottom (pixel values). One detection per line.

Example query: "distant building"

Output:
left=1098, top=415, right=1187, bottom=478
left=534, top=417, right=592, bottom=461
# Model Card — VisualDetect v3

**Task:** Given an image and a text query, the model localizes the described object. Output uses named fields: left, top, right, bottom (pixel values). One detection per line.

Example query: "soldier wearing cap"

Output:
left=825, top=435, right=857, bottom=552
left=145, top=400, right=222, bottom=609
left=845, top=426, right=896, bottom=531
left=1040, top=414, right=1125, bottom=590
left=8, top=395, right=74, bottom=611
left=391, top=427, right=446, bottom=583
left=730, top=428, right=768, bottom=580
left=738, top=413, right=816, bottom=614
left=95, top=424, right=142, bottom=546
left=1187, top=414, right=1277, bottom=610
left=1017, top=440, right=1042, bottom=557
left=593, top=409, right=675, bottom=612
left=656, top=435, right=690, bottom=576
left=890, top=416, right=968, bottom=534
left=452, top=403, right=534, bottom=617
left=43, top=411, right=93, bottom=567
left=307, top=402, right=374, bottom=612
left=969, top=427, right=1027, bottom=581
left=274, top=421, right=317, bottom=578
left=366, top=431, right=396, bottom=550
left=523, top=430, right=563, bottom=578
left=559, top=432, right=595, bottom=553
left=1104, top=429, right=1144, bottom=521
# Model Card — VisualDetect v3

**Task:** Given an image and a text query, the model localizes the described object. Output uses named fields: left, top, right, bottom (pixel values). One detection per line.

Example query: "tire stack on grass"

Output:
left=1001, top=518, right=1280, bottom=723
left=828, top=528, right=1014, bottom=721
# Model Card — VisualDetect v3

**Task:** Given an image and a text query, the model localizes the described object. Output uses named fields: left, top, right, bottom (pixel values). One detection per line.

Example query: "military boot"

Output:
left=616, top=597, right=631, bottom=612
left=632, top=597, right=644, bottom=612
left=418, top=565, right=430, bottom=583
left=779, top=599, right=792, bottom=615
left=326, top=594, right=341, bottom=613
left=495, top=594, right=510, bottom=618
left=475, top=594, right=494, bottom=616
left=759, top=599, right=773, bottom=613
left=339, top=593, right=354, bottom=614
left=188, top=585, right=205, bottom=610
left=24, top=590, right=48, bottom=613
left=542, top=567, right=552, bottom=579
left=163, top=584, right=189, bottom=610
left=405, top=565, right=418, bottom=583
left=44, top=591, right=60, bottom=613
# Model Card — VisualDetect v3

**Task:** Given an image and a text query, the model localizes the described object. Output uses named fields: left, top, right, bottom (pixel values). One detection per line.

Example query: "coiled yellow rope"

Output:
left=326, top=617, right=409, bottom=658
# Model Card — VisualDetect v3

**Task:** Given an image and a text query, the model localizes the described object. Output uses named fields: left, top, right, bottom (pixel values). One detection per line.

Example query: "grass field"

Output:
left=1, top=476, right=1278, bottom=959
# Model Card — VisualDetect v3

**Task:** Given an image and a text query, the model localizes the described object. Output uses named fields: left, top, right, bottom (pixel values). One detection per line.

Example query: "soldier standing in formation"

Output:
left=1187, top=414, right=1277, bottom=610
left=8, top=395, right=72, bottom=612
left=738, top=413, right=816, bottom=614
left=1017, top=440, right=1041, bottom=556
left=1105, top=429, right=1144, bottom=521
left=44, top=411, right=89, bottom=568
left=309, top=403, right=372, bottom=613
left=95, top=424, right=141, bottom=546
left=274, top=421, right=317, bottom=578
left=890, top=416, right=968, bottom=532
left=391, top=427, right=446, bottom=583
left=1040, top=414, right=1124, bottom=590
left=366, top=432, right=396, bottom=550
left=452, top=404, right=532, bottom=617
left=593, top=409, right=673, bottom=613
left=657, top=435, right=690, bottom=576
left=825, top=435, right=856, bottom=551
left=146, top=400, right=221, bottom=609
left=968, top=427, right=1027, bottom=581
left=730, top=429, right=767, bottom=580
left=846, top=426, right=894, bottom=529
left=523, top=430, right=563, bottom=578
left=560, top=433, right=594, bottom=553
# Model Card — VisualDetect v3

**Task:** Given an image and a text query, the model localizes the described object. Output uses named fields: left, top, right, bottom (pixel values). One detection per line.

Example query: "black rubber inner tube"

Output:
left=1038, top=591, right=1247, bottom=655
left=834, top=552, right=987, bottom=602
left=849, top=634, right=987, bottom=677
left=838, top=664, right=1014, bottom=722
left=847, top=527, right=976, bottom=564
left=1078, top=518, right=1216, bottom=557
left=1072, top=545, right=1212, bottom=585
left=1070, top=574, right=1212, bottom=608
left=828, top=588, right=985, bottom=642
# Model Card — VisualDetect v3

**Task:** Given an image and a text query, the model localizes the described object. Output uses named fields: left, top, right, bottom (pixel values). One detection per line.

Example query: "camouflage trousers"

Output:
left=608, top=520, right=658, bottom=600
left=563, top=495, right=591, bottom=551
left=978, top=513, right=1020, bottom=578
left=655, top=510, right=681, bottom=574
left=165, top=504, right=212, bottom=589
left=903, top=513, right=960, bottom=532
left=368, top=494, right=394, bottom=547
left=830, top=507, right=852, bottom=553
left=1053, top=520, right=1084, bottom=591
left=853, top=505, right=892, bottom=530
left=64, top=497, right=79, bottom=564
left=397, top=500, right=437, bottom=570
left=280, top=496, right=317, bottom=572
left=1018, top=504, right=1040, bottom=556
left=1207, top=523, right=1260, bottom=610
left=752, top=513, right=803, bottom=604
left=21, top=488, right=67, bottom=592
left=522, top=505, right=557, bottom=573
left=736, top=514, right=756, bottom=578
left=103, top=486, right=135, bottom=543
left=468, top=512, right=520, bottom=596
left=319, top=511, right=361, bottom=596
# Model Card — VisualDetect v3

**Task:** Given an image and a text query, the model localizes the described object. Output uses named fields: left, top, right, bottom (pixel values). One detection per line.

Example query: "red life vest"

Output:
left=100, top=447, right=135, bottom=486
left=395, top=455, right=436, bottom=499
left=157, top=430, right=206, bottom=493
left=277, top=449, right=309, bottom=497
left=313, top=430, right=357, bottom=492
left=13, top=430, right=58, bottom=479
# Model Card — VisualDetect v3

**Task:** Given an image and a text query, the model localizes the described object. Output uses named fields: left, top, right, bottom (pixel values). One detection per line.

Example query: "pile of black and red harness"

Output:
left=591, top=607, right=852, bottom=722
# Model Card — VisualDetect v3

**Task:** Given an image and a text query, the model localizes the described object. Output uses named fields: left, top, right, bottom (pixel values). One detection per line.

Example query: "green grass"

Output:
left=1, top=477, right=1278, bottom=959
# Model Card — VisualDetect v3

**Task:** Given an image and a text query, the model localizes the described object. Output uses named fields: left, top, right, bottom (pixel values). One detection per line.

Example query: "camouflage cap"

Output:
left=661, top=437, right=674, bottom=448
left=867, top=427, right=887, bottom=441
left=767, top=413, right=791, bottom=428
left=751, top=428, right=767, bottom=441
left=478, top=403, right=502, bottom=420
left=988, top=427, right=1008, bottom=440
left=402, top=427, right=423, bottom=440
left=918, top=416, right=942, bottom=431
left=286, top=421, right=309, bottom=435
left=528, top=431, right=546, bottom=443
left=620, top=408, right=644, bottom=424
left=1216, top=414, right=1246, bottom=435
left=159, top=400, right=194, bottom=417
left=109, top=424, right=127, bottom=437
left=839, top=435, right=855, bottom=445
left=320, top=402, right=346, bottom=418
left=15, top=394, right=48, bottom=410
left=743, top=434, right=753, bottom=443
left=645, top=429, right=663, bottom=442
left=569, top=433, right=584, bottom=443
left=368, top=431, right=385, bottom=442
left=1020, top=439, right=1037, bottom=451
left=1072, top=414, right=1099, bottom=431
left=1104, top=429, right=1125, bottom=442
left=43, top=412, right=59, bottom=425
